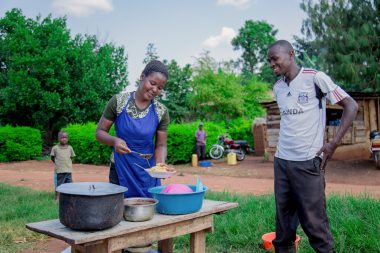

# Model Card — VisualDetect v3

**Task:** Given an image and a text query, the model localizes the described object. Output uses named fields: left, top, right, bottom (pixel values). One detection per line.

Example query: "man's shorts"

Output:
left=56, top=173, right=72, bottom=188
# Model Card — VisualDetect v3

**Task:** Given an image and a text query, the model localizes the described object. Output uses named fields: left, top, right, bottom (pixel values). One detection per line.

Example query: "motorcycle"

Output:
left=370, top=130, right=380, bottom=169
left=209, top=135, right=250, bottom=161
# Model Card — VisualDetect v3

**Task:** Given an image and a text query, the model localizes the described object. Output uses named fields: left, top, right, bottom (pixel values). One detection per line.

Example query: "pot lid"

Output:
left=56, top=182, right=127, bottom=196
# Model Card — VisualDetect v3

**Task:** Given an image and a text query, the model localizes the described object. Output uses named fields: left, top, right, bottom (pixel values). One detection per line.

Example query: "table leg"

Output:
left=190, top=230, right=206, bottom=253
left=158, top=238, right=173, bottom=253
left=71, top=240, right=121, bottom=253
left=71, top=246, right=81, bottom=253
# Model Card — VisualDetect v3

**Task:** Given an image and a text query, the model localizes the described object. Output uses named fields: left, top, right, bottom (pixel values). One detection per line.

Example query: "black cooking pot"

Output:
left=56, top=182, right=127, bottom=231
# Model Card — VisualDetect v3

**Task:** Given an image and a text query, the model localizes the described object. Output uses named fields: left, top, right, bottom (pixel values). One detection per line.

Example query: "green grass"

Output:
left=0, top=183, right=58, bottom=253
left=172, top=192, right=380, bottom=253
left=0, top=184, right=379, bottom=253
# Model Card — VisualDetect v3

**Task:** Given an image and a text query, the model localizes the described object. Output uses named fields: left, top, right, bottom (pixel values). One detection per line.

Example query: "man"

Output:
left=195, top=122, right=207, bottom=161
left=267, top=40, right=358, bottom=253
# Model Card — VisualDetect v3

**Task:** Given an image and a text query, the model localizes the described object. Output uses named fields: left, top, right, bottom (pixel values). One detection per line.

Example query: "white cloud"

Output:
left=52, top=0, right=113, bottom=17
left=216, top=0, right=252, bottom=9
left=203, top=27, right=236, bottom=48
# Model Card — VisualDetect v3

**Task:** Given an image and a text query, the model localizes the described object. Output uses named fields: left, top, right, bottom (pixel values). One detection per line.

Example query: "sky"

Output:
left=1, top=0, right=306, bottom=89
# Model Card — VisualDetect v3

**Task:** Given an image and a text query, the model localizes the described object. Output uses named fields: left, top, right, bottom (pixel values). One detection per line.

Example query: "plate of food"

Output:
left=145, top=163, right=176, bottom=179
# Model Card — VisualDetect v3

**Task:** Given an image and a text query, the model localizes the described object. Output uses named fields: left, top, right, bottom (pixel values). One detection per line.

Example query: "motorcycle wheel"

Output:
left=236, top=149, right=246, bottom=161
left=375, top=152, right=380, bottom=169
left=209, top=146, right=223, bottom=159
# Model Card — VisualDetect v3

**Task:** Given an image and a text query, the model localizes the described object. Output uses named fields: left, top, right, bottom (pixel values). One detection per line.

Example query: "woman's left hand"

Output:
left=156, top=162, right=175, bottom=172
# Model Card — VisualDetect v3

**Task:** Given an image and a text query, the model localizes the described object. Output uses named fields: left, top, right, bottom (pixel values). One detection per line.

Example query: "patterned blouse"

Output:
left=102, top=91, right=169, bottom=131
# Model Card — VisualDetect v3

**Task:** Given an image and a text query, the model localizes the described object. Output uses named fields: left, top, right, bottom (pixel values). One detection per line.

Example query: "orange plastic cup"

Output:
left=262, top=232, right=300, bottom=251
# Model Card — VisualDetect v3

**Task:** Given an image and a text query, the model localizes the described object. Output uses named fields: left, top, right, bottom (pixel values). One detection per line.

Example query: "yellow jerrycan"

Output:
left=227, top=152, right=237, bottom=165
left=192, top=154, right=198, bottom=167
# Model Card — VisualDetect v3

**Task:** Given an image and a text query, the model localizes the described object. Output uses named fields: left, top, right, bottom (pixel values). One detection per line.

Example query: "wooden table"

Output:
left=26, top=199, right=238, bottom=253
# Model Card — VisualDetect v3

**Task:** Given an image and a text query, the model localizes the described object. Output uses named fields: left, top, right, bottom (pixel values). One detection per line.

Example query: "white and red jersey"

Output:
left=273, top=67, right=349, bottom=161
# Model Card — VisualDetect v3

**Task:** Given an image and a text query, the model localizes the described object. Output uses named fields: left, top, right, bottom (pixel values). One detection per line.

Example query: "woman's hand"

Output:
left=114, top=137, right=131, bottom=154
left=156, top=162, right=175, bottom=172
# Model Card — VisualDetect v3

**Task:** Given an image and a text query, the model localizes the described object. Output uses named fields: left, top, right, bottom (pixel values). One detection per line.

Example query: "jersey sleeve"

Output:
left=314, top=71, right=349, bottom=104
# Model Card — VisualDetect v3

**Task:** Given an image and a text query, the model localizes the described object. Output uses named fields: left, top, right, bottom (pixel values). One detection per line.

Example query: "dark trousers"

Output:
left=273, top=157, right=335, bottom=253
left=56, top=173, right=72, bottom=187
left=196, top=144, right=206, bottom=161
left=109, top=162, right=120, bottom=185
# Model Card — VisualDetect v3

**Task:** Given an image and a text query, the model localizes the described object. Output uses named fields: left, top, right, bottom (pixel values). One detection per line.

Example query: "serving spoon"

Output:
left=130, top=150, right=153, bottom=160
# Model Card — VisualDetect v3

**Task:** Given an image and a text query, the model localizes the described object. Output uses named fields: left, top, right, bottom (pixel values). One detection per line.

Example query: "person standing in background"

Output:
left=195, top=122, right=207, bottom=161
left=50, top=131, right=76, bottom=201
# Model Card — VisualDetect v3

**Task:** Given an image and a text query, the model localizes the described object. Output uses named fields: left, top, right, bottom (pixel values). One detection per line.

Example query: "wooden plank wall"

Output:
left=264, top=104, right=280, bottom=161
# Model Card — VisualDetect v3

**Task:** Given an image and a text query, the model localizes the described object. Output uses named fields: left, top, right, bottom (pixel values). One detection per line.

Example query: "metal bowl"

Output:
left=123, top=198, right=158, bottom=222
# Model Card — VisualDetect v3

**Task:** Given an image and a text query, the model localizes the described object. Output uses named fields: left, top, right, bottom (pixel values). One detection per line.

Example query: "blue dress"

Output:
left=114, top=93, right=160, bottom=198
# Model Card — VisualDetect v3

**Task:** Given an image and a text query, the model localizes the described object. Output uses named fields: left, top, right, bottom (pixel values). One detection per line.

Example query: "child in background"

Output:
left=50, top=131, right=75, bottom=201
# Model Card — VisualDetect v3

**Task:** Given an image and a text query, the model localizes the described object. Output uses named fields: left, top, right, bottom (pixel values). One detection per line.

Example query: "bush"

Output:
left=228, top=118, right=254, bottom=147
left=167, top=122, right=226, bottom=164
left=62, top=119, right=254, bottom=165
left=0, top=126, right=42, bottom=162
left=63, top=123, right=115, bottom=165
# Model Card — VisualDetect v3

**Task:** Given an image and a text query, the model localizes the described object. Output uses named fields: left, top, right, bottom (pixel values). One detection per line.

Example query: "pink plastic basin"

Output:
left=161, top=184, right=193, bottom=194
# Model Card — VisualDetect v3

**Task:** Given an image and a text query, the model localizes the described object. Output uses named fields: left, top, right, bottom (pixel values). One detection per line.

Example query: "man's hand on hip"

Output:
left=316, top=142, right=338, bottom=170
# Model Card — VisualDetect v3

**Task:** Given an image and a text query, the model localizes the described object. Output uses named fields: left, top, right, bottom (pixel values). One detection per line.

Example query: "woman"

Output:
left=96, top=60, right=170, bottom=198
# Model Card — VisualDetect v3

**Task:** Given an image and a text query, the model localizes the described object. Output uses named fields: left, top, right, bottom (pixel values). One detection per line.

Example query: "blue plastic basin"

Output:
left=199, top=160, right=212, bottom=167
left=148, top=184, right=208, bottom=215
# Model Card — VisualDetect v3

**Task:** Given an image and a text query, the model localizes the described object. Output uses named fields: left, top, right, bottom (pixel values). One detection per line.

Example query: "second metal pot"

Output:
left=124, top=198, right=158, bottom=222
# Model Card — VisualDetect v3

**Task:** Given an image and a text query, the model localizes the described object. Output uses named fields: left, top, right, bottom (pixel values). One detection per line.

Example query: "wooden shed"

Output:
left=257, top=92, right=380, bottom=161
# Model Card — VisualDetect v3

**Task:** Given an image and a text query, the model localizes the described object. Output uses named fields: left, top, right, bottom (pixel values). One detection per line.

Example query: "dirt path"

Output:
left=1, top=156, right=380, bottom=253
left=1, top=156, right=380, bottom=196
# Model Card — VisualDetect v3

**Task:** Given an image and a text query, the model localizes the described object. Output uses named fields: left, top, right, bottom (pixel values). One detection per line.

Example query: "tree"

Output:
left=231, top=20, right=277, bottom=75
left=190, top=52, right=241, bottom=121
left=0, top=9, right=128, bottom=145
left=188, top=68, right=246, bottom=122
left=192, top=50, right=241, bottom=75
left=188, top=51, right=270, bottom=122
left=292, top=36, right=325, bottom=70
left=134, top=42, right=160, bottom=86
left=192, top=50, right=219, bottom=73
left=160, top=60, right=192, bottom=123
left=300, top=0, right=380, bottom=91
left=190, top=53, right=239, bottom=119
left=242, top=76, right=271, bottom=119
left=143, top=43, right=159, bottom=64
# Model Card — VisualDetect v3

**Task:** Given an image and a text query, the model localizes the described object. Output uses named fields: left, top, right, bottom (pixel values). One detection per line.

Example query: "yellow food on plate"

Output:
left=149, top=163, right=170, bottom=172
left=145, top=163, right=176, bottom=178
